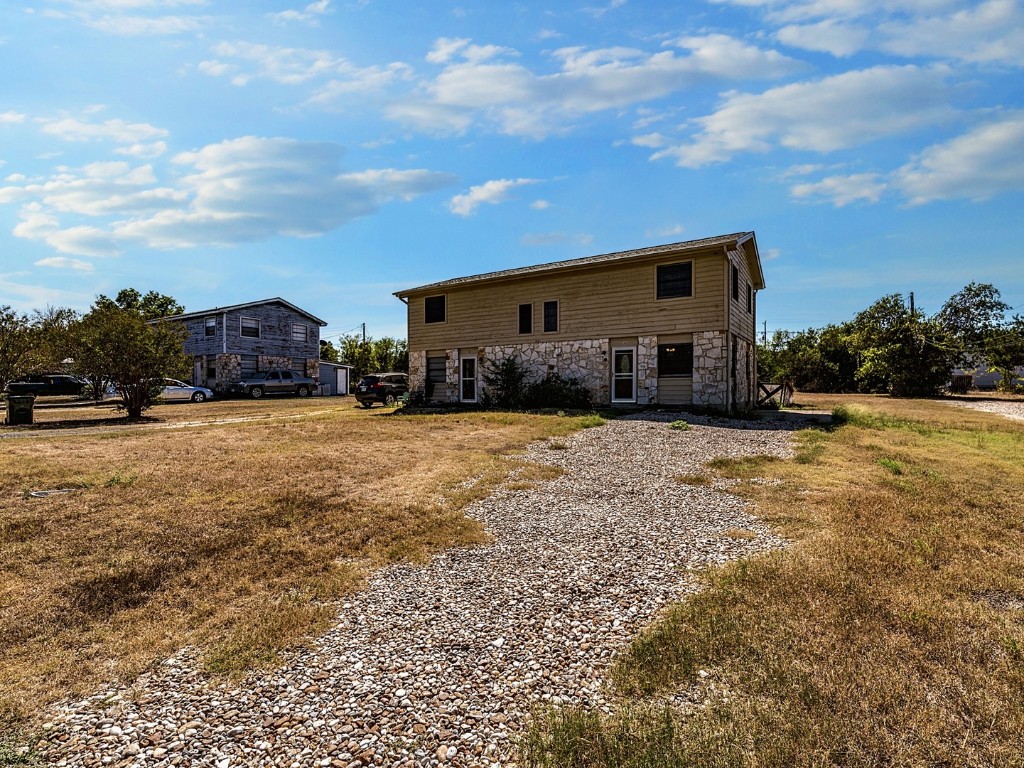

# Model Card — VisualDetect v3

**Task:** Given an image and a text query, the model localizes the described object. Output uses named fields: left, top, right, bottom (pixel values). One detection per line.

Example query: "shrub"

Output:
left=481, top=357, right=592, bottom=410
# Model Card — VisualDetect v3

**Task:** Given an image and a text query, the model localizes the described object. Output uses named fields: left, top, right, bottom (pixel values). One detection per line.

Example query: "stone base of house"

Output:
left=408, top=336, right=749, bottom=410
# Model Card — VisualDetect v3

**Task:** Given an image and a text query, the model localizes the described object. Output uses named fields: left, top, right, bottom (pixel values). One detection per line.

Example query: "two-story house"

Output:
left=166, top=298, right=327, bottom=392
left=395, top=232, right=764, bottom=411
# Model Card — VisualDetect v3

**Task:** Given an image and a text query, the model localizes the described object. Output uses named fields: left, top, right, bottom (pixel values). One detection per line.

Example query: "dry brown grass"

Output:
left=0, top=398, right=599, bottom=731
left=525, top=394, right=1024, bottom=767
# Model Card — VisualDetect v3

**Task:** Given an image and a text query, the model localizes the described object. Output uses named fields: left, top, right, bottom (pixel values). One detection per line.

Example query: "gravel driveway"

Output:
left=952, top=398, right=1024, bottom=421
left=38, top=413, right=795, bottom=768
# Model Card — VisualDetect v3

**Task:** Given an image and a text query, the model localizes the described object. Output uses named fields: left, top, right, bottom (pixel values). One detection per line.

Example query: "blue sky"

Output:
left=1, top=0, right=1022, bottom=341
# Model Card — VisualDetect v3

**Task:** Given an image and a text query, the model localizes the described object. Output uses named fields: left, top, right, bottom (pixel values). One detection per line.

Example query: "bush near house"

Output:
left=480, top=356, right=592, bottom=410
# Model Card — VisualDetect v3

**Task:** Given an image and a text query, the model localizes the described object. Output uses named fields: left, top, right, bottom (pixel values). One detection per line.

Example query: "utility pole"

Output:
left=909, top=291, right=915, bottom=315
left=361, top=322, right=366, bottom=343
left=763, top=320, right=767, bottom=345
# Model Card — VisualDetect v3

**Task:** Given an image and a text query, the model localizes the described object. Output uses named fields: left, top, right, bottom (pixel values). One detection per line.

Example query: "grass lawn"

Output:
left=0, top=397, right=601, bottom=738
left=524, top=394, right=1024, bottom=767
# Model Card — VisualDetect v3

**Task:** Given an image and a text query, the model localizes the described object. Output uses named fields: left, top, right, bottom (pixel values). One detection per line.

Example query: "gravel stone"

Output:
left=35, top=412, right=795, bottom=767
left=953, top=398, right=1024, bottom=421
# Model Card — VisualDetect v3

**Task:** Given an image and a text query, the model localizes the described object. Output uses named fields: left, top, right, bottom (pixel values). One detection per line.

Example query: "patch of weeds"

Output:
left=794, top=430, right=828, bottom=464
left=832, top=404, right=933, bottom=435
left=103, top=470, right=137, bottom=488
left=668, top=420, right=691, bottom=431
left=1001, top=635, right=1024, bottom=666
left=547, top=441, right=569, bottom=450
left=877, top=458, right=904, bottom=475
left=576, top=414, right=607, bottom=429
left=0, top=735, right=38, bottom=767
left=723, top=528, right=757, bottom=540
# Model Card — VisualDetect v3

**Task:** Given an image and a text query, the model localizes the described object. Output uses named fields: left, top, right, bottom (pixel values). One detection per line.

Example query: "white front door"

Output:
left=460, top=356, right=477, bottom=402
left=336, top=368, right=348, bottom=396
left=611, top=347, right=636, bottom=403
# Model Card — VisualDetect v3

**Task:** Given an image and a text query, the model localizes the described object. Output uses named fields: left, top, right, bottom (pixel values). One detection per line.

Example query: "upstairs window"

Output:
left=747, top=283, right=753, bottom=314
left=424, top=295, right=446, bottom=324
left=292, top=323, right=307, bottom=342
left=732, top=264, right=740, bottom=302
left=518, top=303, right=533, bottom=334
left=658, top=343, right=694, bottom=376
left=204, top=317, right=216, bottom=337
left=240, top=316, right=260, bottom=338
left=543, top=300, right=559, bottom=333
left=656, top=262, right=692, bottom=299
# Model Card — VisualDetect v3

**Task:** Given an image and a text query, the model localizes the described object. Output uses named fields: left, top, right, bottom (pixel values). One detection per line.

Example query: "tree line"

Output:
left=320, top=335, right=408, bottom=382
left=759, top=283, right=1024, bottom=396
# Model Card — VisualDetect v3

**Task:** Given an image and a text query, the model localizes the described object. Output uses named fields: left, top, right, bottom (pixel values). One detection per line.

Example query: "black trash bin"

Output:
left=5, top=394, right=35, bottom=425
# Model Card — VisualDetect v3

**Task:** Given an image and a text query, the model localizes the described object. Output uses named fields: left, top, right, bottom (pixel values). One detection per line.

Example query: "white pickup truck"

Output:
left=228, top=369, right=315, bottom=399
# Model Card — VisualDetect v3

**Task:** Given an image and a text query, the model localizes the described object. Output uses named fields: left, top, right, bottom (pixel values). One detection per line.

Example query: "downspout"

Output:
left=222, top=311, right=228, bottom=354
left=724, top=247, right=732, bottom=413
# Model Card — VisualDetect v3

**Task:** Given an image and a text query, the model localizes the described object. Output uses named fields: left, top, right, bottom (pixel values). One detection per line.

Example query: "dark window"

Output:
left=424, top=295, right=446, bottom=324
left=658, top=343, right=693, bottom=376
left=241, top=316, right=260, bottom=338
left=656, top=262, right=692, bottom=299
left=204, top=317, right=216, bottom=337
left=732, top=264, right=740, bottom=302
left=543, top=301, right=558, bottom=333
left=240, top=354, right=259, bottom=377
left=746, top=283, right=753, bottom=313
left=518, top=303, right=532, bottom=334
left=205, top=356, right=217, bottom=380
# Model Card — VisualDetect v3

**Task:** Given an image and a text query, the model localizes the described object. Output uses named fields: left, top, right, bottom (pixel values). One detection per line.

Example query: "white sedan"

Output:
left=160, top=379, right=214, bottom=403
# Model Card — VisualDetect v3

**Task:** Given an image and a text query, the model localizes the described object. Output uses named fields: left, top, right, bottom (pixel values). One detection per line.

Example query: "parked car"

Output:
left=160, top=379, right=214, bottom=403
left=5, top=374, right=88, bottom=397
left=228, top=369, right=316, bottom=399
left=354, top=373, right=408, bottom=407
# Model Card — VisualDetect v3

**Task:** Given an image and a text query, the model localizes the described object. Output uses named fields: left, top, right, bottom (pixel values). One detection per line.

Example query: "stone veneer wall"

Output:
left=216, top=354, right=242, bottom=390
left=733, top=338, right=754, bottom=410
left=408, top=350, right=426, bottom=392
left=260, top=355, right=292, bottom=372
left=637, top=336, right=658, bottom=405
left=483, top=339, right=611, bottom=404
left=445, top=354, right=460, bottom=401
left=693, top=331, right=727, bottom=408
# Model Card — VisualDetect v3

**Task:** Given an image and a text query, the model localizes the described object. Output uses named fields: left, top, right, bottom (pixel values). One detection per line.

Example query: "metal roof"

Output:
left=395, top=232, right=760, bottom=296
left=162, top=297, right=328, bottom=326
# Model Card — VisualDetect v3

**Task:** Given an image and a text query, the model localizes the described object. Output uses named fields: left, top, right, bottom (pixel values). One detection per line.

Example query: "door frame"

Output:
left=611, top=346, right=637, bottom=404
left=459, top=354, right=478, bottom=403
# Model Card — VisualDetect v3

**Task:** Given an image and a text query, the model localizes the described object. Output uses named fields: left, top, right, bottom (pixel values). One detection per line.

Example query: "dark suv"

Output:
left=6, top=374, right=88, bottom=397
left=354, top=373, right=408, bottom=407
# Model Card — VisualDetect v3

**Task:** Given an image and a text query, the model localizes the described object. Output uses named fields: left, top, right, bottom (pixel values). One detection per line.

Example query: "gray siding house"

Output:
left=166, top=298, right=327, bottom=392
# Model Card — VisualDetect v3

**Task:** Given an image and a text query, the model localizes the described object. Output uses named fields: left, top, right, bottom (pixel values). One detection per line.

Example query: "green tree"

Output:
left=0, top=306, right=35, bottom=393
left=986, top=316, right=1024, bottom=392
left=935, top=283, right=1010, bottom=364
left=94, top=288, right=184, bottom=320
left=27, top=306, right=80, bottom=373
left=72, top=307, right=189, bottom=418
left=319, top=339, right=339, bottom=362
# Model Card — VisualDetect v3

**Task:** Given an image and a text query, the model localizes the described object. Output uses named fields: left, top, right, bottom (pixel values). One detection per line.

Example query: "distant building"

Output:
left=395, top=232, right=765, bottom=411
left=165, top=298, right=327, bottom=391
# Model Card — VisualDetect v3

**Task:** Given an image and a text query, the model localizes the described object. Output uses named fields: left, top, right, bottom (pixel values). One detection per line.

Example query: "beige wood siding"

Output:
left=728, top=243, right=757, bottom=342
left=658, top=377, right=692, bottom=405
left=408, top=251, right=726, bottom=351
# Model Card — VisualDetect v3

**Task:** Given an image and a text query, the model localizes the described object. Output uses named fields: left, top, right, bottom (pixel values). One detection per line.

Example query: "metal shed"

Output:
left=318, top=362, right=354, bottom=396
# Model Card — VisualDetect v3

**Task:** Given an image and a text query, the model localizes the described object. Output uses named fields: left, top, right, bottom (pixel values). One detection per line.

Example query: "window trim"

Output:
left=240, top=316, right=261, bottom=339
left=542, top=300, right=559, bottom=333
left=424, top=294, right=447, bottom=325
left=291, top=323, right=308, bottom=343
left=656, top=260, right=694, bottom=300
left=518, top=303, right=533, bottom=335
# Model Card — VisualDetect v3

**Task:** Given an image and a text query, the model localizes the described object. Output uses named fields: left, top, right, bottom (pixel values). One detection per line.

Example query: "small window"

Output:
left=746, top=283, right=753, bottom=314
left=240, top=316, right=260, bottom=338
left=732, top=264, right=740, bottom=302
left=424, top=295, right=446, bottom=324
left=658, top=343, right=693, bottom=376
left=543, top=301, right=558, bottom=333
left=292, top=323, right=307, bottom=342
left=240, top=354, right=259, bottom=377
left=656, top=262, right=692, bottom=299
left=204, top=317, right=217, bottom=337
left=518, top=303, right=533, bottom=334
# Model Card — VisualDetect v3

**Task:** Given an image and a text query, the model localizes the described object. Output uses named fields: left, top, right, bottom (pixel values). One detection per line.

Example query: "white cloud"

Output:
left=895, top=112, right=1024, bottom=204
left=1, top=137, right=455, bottom=254
left=40, top=116, right=169, bottom=144
left=632, top=132, right=667, bottom=148
left=776, top=19, right=870, bottom=56
left=790, top=172, right=887, bottom=206
left=520, top=231, right=594, bottom=246
left=35, top=256, right=95, bottom=272
left=84, top=14, right=204, bottom=34
left=42, top=0, right=208, bottom=35
left=268, top=0, right=331, bottom=25
left=449, top=178, right=540, bottom=216
left=115, top=141, right=168, bottom=158
left=645, top=224, right=686, bottom=239
left=1, top=111, right=26, bottom=124
left=652, top=65, right=954, bottom=167
left=530, top=199, right=551, bottom=210
left=764, top=247, right=782, bottom=260
left=878, top=0, right=1024, bottom=66
left=389, top=35, right=802, bottom=138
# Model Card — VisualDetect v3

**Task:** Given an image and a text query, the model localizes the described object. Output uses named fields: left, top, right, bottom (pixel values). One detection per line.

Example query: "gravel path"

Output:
left=952, top=399, right=1024, bottom=421
left=37, top=413, right=795, bottom=768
